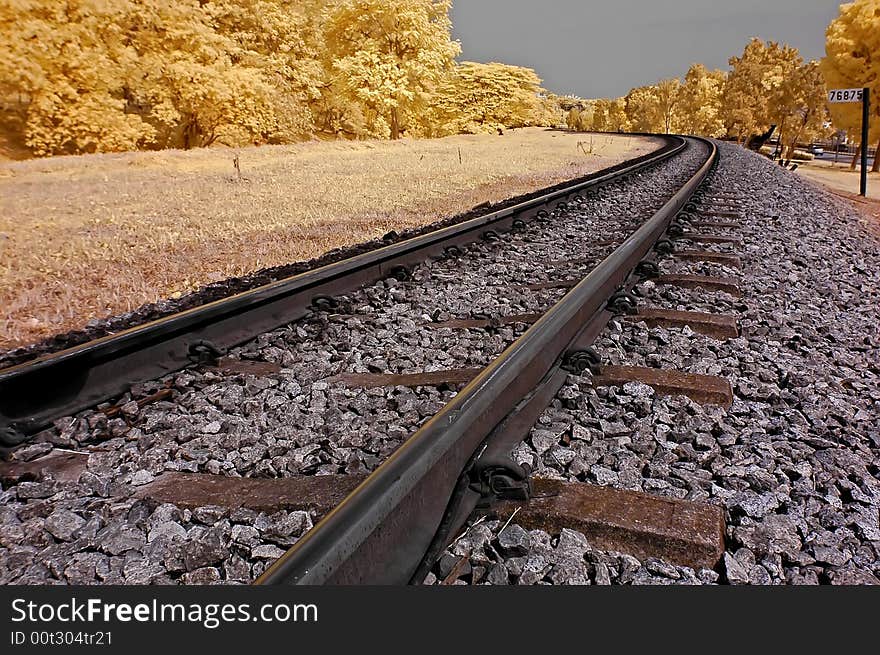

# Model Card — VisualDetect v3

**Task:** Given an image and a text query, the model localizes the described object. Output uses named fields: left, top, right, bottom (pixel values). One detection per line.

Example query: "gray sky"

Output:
left=451, top=1, right=840, bottom=98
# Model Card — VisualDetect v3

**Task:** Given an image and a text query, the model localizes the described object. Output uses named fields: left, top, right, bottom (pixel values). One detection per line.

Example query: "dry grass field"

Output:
left=0, top=128, right=659, bottom=351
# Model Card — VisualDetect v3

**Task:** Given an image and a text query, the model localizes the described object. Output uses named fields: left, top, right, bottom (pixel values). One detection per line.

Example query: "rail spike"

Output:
left=469, top=457, right=532, bottom=507
left=607, top=291, right=639, bottom=315
left=187, top=339, right=226, bottom=365
left=0, top=421, right=28, bottom=450
left=562, top=347, right=602, bottom=375
left=655, top=238, right=676, bottom=255
left=635, top=260, right=660, bottom=279
left=667, top=223, right=687, bottom=238
left=310, top=295, right=338, bottom=311
left=389, top=265, right=411, bottom=282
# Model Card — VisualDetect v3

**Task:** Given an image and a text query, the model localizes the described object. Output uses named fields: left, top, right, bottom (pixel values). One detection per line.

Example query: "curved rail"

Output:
left=257, top=137, right=719, bottom=585
left=0, top=136, right=685, bottom=447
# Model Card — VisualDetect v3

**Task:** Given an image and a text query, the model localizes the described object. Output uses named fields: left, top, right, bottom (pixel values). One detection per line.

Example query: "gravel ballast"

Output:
left=429, top=142, right=880, bottom=585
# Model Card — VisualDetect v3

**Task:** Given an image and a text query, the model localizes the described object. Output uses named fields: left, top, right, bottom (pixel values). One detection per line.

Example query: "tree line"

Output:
left=565, top=45, right=827, bottom=161
left=566, top=0, right=879, bottom=170
left=3, top=0, right=877, bottom=164
left=0, top=0, right=559, bottom=156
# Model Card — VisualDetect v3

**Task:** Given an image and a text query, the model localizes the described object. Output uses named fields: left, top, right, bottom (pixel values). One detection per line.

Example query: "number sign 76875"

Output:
left=828, top=88, right=864, bottom=104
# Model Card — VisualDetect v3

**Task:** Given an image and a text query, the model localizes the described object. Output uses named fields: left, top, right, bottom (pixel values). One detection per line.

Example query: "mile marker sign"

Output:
left=827, top=87, right=870, bottom=196
left=828, top=88, right=863, bottom=103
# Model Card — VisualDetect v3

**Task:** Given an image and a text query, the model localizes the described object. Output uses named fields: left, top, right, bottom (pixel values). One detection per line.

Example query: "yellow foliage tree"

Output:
left=322, top=0, right=460, bottom=139
left=125, top=0, right=328, bottom=149
left=822, top=0, right=880, bottom=170
left=655, top=78, right=681, bottom=134
left=676, top=64, right=726, bottom=136
left=625, top=85, right=664, bottom=133
left=609, top=99, right=629, bottom=132
left=207, top=0, right=326, bottom=143
left=3, top=0, right=156, bottom=155
left=429, top=62, right=547, bottom=136
left=557, top=95, right=587, bottom=112
left=771, top=60, right=829, bottom=160
left=1, top=0, right=327, bottom=154
left=561, top=96, right=591, bottom=131
left=580, top=37, right=830, bottom=150
left=720, top=38, right=802, bottom=143
left=591, top=98, right=629, bottom=132
left=534, top=92, right=565, bottom=128
left=575, top=103, right=595, bottom=131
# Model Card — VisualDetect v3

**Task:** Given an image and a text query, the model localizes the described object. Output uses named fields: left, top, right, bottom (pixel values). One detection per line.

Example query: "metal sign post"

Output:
left=828, top=87, right=870, bottom=197
left=861, top=88, right=869, bottom=197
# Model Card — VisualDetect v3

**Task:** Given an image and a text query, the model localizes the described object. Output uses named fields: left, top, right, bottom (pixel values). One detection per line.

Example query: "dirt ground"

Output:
left=795, top=158, right=879, bottom=200
left=0, top=128, right=660, bottom=351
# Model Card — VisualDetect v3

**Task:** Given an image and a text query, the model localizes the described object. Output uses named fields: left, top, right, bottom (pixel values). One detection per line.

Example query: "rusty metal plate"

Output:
left=425, top=314, right=543, bottom=330
left=492, top=478, right=725, bottom=569
left=701, top=210, right=741, bottom=219
left=102, top=387, right=173, bottom=419
left=328, top=369, right=482, bottom=389
left=133, top=472, right=366, bottom=515
left=212, top=357, right=283, bottom=377
left=653, top=274, right=742, bottom=297
left=514, top=280, right=581, bottom=291
left=680, top=233, right=742, bottom=245
left=593, top=364, right=734, bottom=407
left=0, top=450, right=88, bottom=485
left=673, top=250, right=742, bottom=267
left=689, top=221, right=740, bottom=230
left=628, top=308, right=740, bottom=339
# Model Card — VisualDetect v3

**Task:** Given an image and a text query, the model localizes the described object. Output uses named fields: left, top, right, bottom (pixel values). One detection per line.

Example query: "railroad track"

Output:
left=0, top=136, right=690, bottom=445
left=1, top=136, right=731, bottom=585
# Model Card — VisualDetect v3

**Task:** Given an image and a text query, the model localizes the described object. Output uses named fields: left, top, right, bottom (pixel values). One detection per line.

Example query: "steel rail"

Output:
left=0, top=136, right=684, bottom=447
left=257, top=137, right=718, bottom=585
